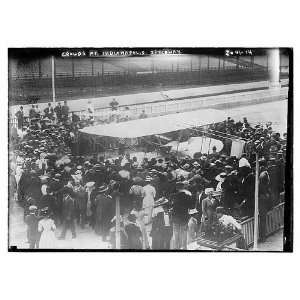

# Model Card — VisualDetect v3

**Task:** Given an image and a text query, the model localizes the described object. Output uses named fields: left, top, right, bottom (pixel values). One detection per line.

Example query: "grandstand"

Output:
left=8, top=53, right=289, bottom=105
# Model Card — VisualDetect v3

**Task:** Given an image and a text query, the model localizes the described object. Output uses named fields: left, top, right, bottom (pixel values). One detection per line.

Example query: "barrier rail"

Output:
left=266, top=202, right=284, bottom=236
left=241, top=217, right=255, bottom=247
left=9, top=86, right=288, bottom=128
left=240, top=202, right=285, bottom=248
left=82, top=86, right=288, bottom=121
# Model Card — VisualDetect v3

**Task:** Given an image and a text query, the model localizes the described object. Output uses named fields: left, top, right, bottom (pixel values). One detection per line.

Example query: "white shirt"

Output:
left=119, top=169, right=130, bottom=180
left=142, top=184, right=156, bottom=201
left=219, top=215, right=242, bottom=231
left=87, top=103, right=94, bottom=113
left=120, top=157, right=129, bottom=167
left=216, top=181, right=223, bottom=192
left=41, top=184, right=48, bottom=195
left=142, top=184, right=156, bottom=224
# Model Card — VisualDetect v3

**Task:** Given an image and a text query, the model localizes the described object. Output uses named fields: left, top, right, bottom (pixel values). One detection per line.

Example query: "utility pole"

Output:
left=253, top=152, right=260, bottom=250
left=51, top=56, right=56, bottom=104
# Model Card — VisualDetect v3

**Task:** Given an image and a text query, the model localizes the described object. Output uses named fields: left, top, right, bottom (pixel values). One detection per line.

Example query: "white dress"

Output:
left=142, top=184, right=156, bottom=248
left=38, top=218, right=57, bottom=249
left=142, top=184, right=156, bottom=221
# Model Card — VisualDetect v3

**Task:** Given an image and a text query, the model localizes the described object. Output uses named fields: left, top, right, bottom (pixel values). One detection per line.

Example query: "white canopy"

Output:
left=79, top=109, right=228, bottom=138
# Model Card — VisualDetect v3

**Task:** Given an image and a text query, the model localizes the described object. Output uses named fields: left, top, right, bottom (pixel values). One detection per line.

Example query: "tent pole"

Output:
left=176, top=130, right=182, bottom=159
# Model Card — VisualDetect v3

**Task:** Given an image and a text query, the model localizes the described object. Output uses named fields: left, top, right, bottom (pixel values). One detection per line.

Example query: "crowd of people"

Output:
left=9, top=101, right=286, bottom=250
left=13, top=99, right=148, bottom=134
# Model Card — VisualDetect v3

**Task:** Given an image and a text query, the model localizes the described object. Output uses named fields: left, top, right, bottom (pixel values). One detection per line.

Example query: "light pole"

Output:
left=51, top=56, right=56, bottom=104
left=253, top=152, right=260, bottom=250
left=115, top=194, right=121, bottom=249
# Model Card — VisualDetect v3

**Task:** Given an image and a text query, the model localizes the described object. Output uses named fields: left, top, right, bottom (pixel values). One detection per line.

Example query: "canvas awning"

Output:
left=79, top=109, right=228, bottom=138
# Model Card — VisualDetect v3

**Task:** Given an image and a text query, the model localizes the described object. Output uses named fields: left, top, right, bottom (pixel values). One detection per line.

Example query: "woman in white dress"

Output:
left=141, top=176, right=156, bottom=249
left=38, top=208, right=57, bottom=249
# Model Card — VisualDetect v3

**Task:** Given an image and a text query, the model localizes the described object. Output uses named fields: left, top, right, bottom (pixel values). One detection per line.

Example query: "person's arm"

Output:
left=202, top=199, right=207, bottom=218
left=51, top=219, right=56, bottom=231
left=230, top=216, right=242, bottom=231
left=38, top=221, right=43, bottom=232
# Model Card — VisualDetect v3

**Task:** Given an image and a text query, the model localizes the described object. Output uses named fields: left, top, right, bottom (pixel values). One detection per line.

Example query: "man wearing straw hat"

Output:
left=187, top=208, right=199, bottom=244
left=200, top=187, right=219, bottom=232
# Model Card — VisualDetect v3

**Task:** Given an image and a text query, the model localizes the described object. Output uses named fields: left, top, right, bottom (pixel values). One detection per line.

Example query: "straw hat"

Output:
left=145, top=176, right=153, bottom=182
left=188, top=208, right=198, bottom=215
left=205, top=187, right=214, bottom=195
left=154, top=197, right=169, bottom=208
left=215, top=172, right=226, bottom=182
left=29, top=205, right=37, bottom=211
left=85, top=181, right=95, bottom=188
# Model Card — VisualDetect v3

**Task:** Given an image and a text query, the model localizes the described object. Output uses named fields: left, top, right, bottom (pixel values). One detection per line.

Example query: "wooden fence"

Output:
left=240, top=202, right=285, bottom=248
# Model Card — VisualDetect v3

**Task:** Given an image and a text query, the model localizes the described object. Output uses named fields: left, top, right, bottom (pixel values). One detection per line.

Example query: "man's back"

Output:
left=172, top=190, right=193, bottom=224
left=62, top=194, right=76, bottom=219
left=62, top=105, right=69, bottom=115
left=25, top=214, right=39, bottom=238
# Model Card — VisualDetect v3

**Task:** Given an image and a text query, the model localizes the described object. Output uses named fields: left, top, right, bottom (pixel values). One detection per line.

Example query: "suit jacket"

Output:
left=202, top=197, right=219, bottom=220
left=62, top=194, right=76, bottom=220
left=172, top=191, right=194, bottom=224
left=74, top=188, right=88, bottom=211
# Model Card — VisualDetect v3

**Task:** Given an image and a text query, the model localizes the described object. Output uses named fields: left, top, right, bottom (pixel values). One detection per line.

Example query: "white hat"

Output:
left=85, top=181, right=95, bottom=188
left=205, top=187, right=214, bottom=195
left=215, top=172, right=226, bottom=182
left=145, top=176, right=153, bottom=182
left=188, top=208, right=198, bottom=215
